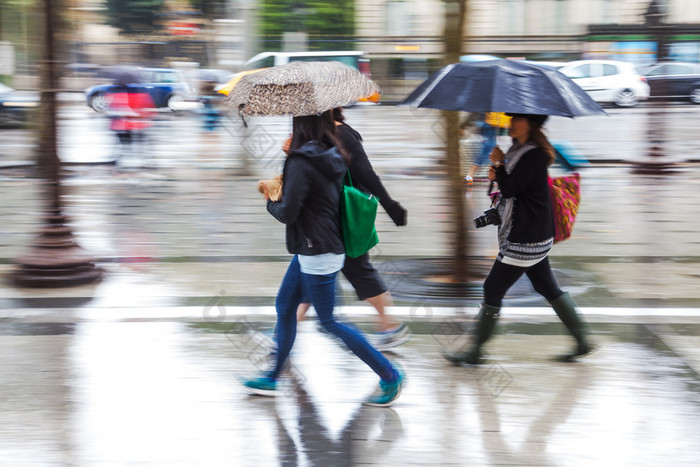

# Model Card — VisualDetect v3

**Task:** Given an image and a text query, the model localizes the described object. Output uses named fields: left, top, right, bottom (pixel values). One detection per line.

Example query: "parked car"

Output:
left=0, top=83, right=40, bottom=128
left=85, top=67, right=195, bottom=112
left=244, top=51, right=371, bottom=78
left=519, top=60, right=567, bottom=70
left=639, top=62, right=700, bottom=104
left=558, top=59, right=650, bottom=107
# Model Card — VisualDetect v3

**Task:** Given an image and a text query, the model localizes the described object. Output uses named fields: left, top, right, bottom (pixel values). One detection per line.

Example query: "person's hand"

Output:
left=386, top=202, right=407, bottom=227
left=488, top=165, right=498, bottom=181
left=490, top=145, right=505, bottom=165
left=282, top=135, right=291, bottom=154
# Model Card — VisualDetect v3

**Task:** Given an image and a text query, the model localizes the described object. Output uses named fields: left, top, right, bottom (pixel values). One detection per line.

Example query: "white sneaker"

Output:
left=373, top=323, right=412, bottom=351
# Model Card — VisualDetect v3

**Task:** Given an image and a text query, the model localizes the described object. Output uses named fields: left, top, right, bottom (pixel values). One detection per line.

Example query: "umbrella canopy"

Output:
left=224, top=61, right=380, bottom=117
left=97, top=65, right=143, bottom=85
left=402, top=59, right=606, bottom=118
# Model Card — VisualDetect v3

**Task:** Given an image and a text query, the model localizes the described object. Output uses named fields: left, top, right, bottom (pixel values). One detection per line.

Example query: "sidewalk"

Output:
left=1, top=304, right=699, bottom=466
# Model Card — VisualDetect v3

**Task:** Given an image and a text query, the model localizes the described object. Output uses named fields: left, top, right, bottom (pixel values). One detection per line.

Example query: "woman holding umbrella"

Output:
left=240, top=110, right=405, bottom=407
left=443, top=113, right=594, bottom=364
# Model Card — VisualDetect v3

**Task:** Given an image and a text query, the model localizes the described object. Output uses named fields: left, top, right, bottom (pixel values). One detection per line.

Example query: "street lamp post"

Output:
left=636, top=0, right=671, bottom=174
left=11, top=0, right=103, bottom=287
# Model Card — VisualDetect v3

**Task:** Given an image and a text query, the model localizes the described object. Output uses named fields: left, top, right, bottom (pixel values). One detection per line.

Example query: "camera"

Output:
left=473, top=208, right=501, bottom=229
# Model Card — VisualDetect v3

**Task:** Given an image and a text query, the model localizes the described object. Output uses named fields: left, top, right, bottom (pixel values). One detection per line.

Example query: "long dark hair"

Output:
left=530, top=126, right=556, bottom=166
left=332, top=107, right=345, bottom=123
left=289, top=110, right=349, bottom=164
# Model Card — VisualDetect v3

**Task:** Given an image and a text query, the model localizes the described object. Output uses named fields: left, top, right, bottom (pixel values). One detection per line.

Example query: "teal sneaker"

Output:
left=363, top=365, right=406, bottom=407
left=239, top=375, right=277, bottom=396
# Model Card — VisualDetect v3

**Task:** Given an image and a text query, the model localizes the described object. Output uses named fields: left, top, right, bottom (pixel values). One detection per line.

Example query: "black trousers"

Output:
left=483, top=257, right=563, bottom=308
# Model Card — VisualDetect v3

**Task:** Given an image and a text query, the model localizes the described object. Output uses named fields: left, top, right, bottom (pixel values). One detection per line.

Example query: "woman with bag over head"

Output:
left=443, top=113, right=593, bottom=365
left=240, top=110, right=405, bottom=407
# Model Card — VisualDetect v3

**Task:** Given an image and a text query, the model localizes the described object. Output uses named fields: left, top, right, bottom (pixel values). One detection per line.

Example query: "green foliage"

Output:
left=104, top=0, right=167, bottom=36
left=258, top=0, right=355, bottom=52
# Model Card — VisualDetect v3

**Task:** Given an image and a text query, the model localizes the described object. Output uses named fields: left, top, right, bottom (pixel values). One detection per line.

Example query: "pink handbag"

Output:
left=549, top=172, right=581, bottom=243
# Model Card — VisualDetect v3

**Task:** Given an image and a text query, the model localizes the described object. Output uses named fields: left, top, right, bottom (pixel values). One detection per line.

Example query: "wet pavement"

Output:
left=1, top=308, right=700, bottom=465
left=1, top=101, right=700, bottom=465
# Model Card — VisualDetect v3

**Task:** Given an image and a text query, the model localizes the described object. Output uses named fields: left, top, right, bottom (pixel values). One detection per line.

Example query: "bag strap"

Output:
left=344, top=170, right=354, bottom=187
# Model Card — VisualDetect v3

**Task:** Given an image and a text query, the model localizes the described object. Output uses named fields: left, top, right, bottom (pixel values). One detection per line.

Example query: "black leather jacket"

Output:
left=267, top=141, right=347, bottom=256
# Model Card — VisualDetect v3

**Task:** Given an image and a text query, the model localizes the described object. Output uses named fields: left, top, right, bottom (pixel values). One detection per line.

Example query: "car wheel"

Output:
left=89, top=93, right=107, bottom=112
left=614, top=89, right=639, bottom=107
left=166, top=93, right=185, bottom=111
left=690, top=88, right=700, bottom=104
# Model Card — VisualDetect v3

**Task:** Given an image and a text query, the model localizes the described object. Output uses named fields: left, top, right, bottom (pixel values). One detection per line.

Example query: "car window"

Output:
left=289, top=55, right=360, bottom=68
left=154, top=72, right=178, bottom=83
left=563, top=64, right=591, bottom=79
left=247, top=56, right=275, bottom=69
left=140, top=70, right=154, bottom=82
left=664, top=64, right=693, bottom=75
left=601, top=64, right=619, bottom=77
left=645, top=65, right=666, bottom=76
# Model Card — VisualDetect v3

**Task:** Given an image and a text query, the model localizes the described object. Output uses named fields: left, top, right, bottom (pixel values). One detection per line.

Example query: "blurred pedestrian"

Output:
left=444, top=113, right=593, bottom=364
left=295, top=107, right=411, bottom=350
left=241, top=110, right=405, bottom=407
left=199, top=80, right=223, bottom=133
left=464, top=112, right=510, bottom=186
left=106, top=82, right=154, bottom=164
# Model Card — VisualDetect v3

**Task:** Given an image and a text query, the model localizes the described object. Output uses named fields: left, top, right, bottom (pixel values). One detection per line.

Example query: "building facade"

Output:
left=355, top=0, right=700, bottom=61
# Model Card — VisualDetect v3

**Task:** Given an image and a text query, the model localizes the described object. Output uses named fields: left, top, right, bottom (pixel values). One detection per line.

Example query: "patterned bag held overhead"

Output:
left=549, top=172, right=581, bottom=244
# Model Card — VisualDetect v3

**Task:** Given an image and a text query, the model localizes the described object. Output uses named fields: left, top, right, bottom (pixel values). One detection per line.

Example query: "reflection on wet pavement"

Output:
left=1, top=317, right=699, bottom=465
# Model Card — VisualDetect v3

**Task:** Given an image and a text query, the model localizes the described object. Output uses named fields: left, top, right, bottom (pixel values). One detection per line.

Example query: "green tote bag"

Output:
left=340, top=171, right=379, bottom=258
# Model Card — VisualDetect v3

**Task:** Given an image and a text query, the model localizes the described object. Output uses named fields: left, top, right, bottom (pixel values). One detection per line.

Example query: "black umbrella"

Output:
left=402, top=59, right=606, bottom=117
left=96, top=65, right=143, bottom=85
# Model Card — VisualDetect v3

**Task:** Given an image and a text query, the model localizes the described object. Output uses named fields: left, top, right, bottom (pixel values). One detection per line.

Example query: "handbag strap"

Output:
left=344, top=170, right=354, bottom=187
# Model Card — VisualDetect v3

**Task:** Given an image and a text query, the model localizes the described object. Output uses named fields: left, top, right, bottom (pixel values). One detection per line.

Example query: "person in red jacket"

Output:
left=106, top=83, right=154, bottom=162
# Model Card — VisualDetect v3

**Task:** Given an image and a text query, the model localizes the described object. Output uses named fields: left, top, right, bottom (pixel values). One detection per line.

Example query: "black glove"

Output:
left=386, top=201, right=407, bottom=227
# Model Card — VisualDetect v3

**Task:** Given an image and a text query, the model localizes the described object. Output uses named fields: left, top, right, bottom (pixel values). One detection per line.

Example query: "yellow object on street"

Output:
left=485, top=112, right=512, bottom=128
left=217, top=68, right=268, bottom=96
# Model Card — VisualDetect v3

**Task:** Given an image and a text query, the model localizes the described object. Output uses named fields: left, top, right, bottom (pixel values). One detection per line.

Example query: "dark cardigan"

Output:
left=494, top=146, right=554, bottom=244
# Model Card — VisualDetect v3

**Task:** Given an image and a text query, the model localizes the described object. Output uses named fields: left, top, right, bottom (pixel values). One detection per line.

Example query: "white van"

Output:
left=244, top=51, right=371, bottom=78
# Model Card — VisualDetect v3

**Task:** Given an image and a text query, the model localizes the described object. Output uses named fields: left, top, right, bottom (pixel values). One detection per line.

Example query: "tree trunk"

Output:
left=443, top=0, right=468, bottom=283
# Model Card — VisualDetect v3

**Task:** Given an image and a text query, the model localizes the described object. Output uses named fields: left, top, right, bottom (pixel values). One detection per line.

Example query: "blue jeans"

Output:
left=271, top=255, right=398, bottom=383
left=476, top=124, right=497, bottom=166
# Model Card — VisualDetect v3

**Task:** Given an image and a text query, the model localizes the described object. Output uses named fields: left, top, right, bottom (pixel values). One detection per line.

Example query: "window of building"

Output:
left=386, top=1, right=414, bottom=36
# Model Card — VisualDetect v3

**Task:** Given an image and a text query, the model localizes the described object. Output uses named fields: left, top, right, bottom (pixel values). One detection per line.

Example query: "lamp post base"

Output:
left=11, top=214, right=103, bottom=288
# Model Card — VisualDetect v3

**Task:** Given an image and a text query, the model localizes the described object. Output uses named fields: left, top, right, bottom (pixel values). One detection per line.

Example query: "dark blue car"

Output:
left=85, top=67, right=194, bottom=112
left=0, top=83, right=40, bottom=128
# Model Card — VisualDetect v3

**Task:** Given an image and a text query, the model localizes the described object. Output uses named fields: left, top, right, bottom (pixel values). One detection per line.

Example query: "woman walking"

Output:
left=295, top=107, right=411, bottom=350
left=241, top=110, right=405, bottom=406
left=444, top=113, right=593, bottom=364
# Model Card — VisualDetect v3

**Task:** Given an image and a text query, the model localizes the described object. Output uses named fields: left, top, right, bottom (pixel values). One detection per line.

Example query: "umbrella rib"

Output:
left=412, top=64, right=456, bottom=106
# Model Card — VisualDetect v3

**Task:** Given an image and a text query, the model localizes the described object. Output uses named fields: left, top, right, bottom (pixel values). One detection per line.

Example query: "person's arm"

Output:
left=342, top=126, right=407, bottom=226
left=267, top=157, right=310, bottom=224
left=494, top=150, right=544, bottom=198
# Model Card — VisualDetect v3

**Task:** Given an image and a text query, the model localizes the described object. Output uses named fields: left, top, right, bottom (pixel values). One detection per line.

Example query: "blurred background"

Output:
left=2, top=0, right=699, bottom=97
left=2, top=2, right=700, bottom=466
left=1, top=0, right=699, bottom=302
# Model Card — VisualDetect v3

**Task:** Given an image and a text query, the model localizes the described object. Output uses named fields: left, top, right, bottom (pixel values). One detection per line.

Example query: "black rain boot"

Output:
left=442, top=303, right=500, bottom=365
left=550, top=292, right=594, bottom=362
